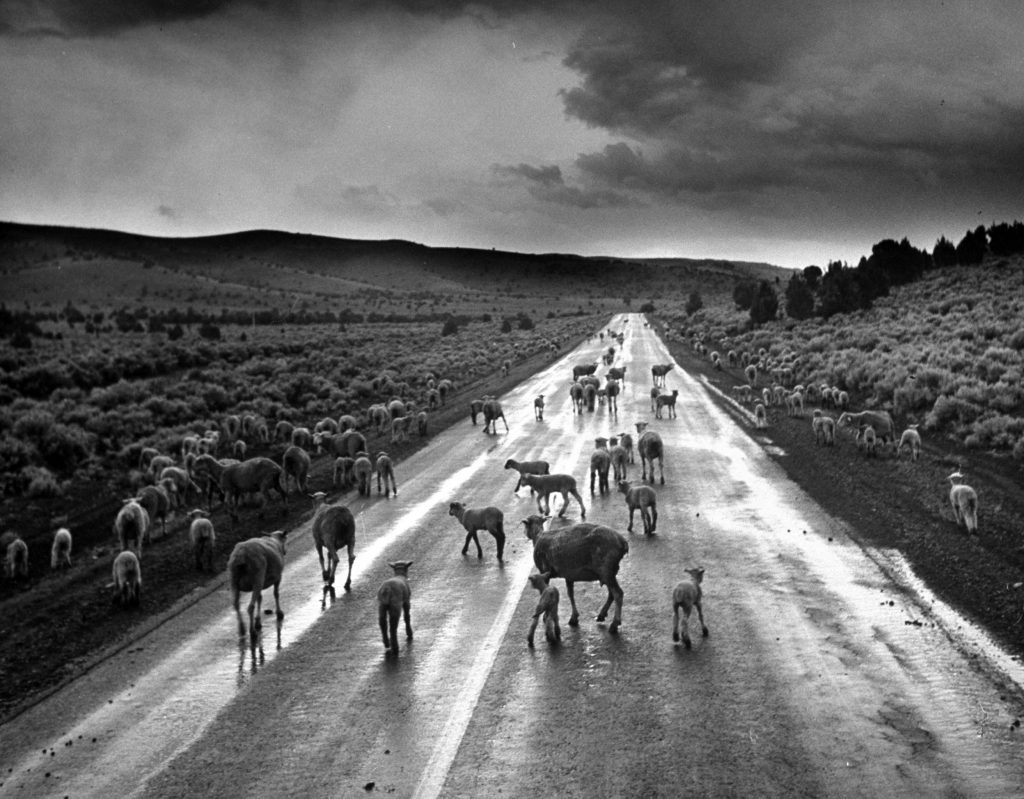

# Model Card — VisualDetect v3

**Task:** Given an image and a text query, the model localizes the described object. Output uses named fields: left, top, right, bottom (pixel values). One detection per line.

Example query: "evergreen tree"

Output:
left=749, top=280, right=778, bottom=325
left=784, top=274, right=815, bottom=320
left=684, top=291, right=703, bottom=315
left=955, top=225, right=987, bottom=265
left=932, top=236, right=957, bottom=268
left=733, top=279, right=757, bottom=310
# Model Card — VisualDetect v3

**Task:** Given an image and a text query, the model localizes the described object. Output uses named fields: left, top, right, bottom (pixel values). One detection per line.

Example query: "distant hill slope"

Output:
left=0, top=221, right=790, bottom=314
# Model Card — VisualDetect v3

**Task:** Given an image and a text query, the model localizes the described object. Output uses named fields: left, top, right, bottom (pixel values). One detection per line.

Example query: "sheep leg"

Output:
left=547, top=612, right=561, bottom=643
left=695, top=600, right=709, bottom=638
left=233, top=586, right=246, bottom=637
left=606, top=577, right=624, bottom=634
left=248, top=588, right=262, bottom=643
left=650, top=505, right=658, bottom=533
left=402, top=599, right=413, bottom=641
left=379, top=605, right=391, bottom=649
left=627, top=507, right=635, bottom=533
left=493, top=528, right=506, bottom=562
left=527, top=614, right=539, bottom=647
left=657, top=458, right=665, bottom=486
left=570, top=490, right=586, bottom=520
left=565, top=581, right=580, bottom=627
left=672, top=604, right=681, bottom=642
left=343, top=547, right=354, bottom=592
left=316, top=544, right=328, bottom=582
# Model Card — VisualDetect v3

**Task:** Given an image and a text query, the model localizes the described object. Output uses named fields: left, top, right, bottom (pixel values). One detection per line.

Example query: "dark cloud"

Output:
left=156, top=204, right=179, bottom=220
left=294, top=180, right=399, bottom=215
left=0, top=0, right=239, bottom=37
left=492, top=162, right=635, bottom=208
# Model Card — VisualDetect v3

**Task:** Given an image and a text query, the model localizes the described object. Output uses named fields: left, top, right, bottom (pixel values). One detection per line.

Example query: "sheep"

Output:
left=618, top=480, right=658, bottom=534
left=316, top=429, right=367, bottom=460
left=448, top=501, right=506, bottom=561
left=534, top=394, right=545, bottom=421
left=51, top=527, right=72, bottom=570
left=282, top=445, right=311, bottom=494
left=482, top=397, right=509, bottom=434
left=369, top=404, right=391, bottom=434
left=649, top=386, right=662, bottom=413
left=838, top=410, right=895, bottom=448
left=309, top=491, right=356, bottom=594
left=606, top=366, right=627, bottom=381
left=609, top=437, right=629, bottom=483
left=391, top=415, right=413, bottom=443
left=583, top=382, right=598, bottom=412
left=856, top=425, right=879, bottom=458
left=223, top=414, right=242, bottom=442
left=569, top=382, right=585, bottom=414
left=672, top=567, right=709, bottom=648
left=651, top=363, right=673, bottom=387
left=185, top=508, right=216, bottom=571
left=290, top=426, right=313, bottom=450
left=377, top=561, right=413, bottom=655
left=229, top=530, right=287, bottom=643
left=338, top=414, right=359, bottom=432
left=138, top=446, right=160, bottom=472
left=897, top=427, right=922, bottom=462
left=314, top=416, right=340, bottom=436
left=604, top=379, right=620, bottom=415
left=159, top=466, right=202, bottom=508
left=836, top=390, right=850, bottom=410
left=744, top=364, right=758, bottom=385
left=948, top=472, right=979, bottom=534
left=785, top=390, right=804, bottom=417
left=754, top=402, right=768, bottom=428
left=416, top=411, right=428, bottom=437
left=526, top=572, right=561, bottom=648
left=241, top=414, right=259, bottom=439
left=352, top=452, right=373, bottom=497
left=387, top=398, right=408, bottom=420
left=148, top=454, right=175, bottom=479
left=655, top=389, right=680, bottom=419
left=589, top=440, right=612, bottom=495
left=181, top=435, right=201, bottom=457
left=504, top=458, right=551, bottom=494
left=812, top=414, right=836, bottom=447
left=219, top=457, right=288, bottom=519
left=437, top=378, right=454, bottom=403
left=232, top=439, right=248, bottom=460
left=617, top=432, right=635, bottom=464
left=519, top=473, right=587, bottom=520
left=469, top=398, right=485, bottom=425
left=112, top=550, right=142, bottom=607
left=727, top=350, right=738, bottom=367
left=375, top=451, right=397, bottom=497
left=635, top=422, right=665, bottom=485
left=4, top=535, right=29, bottom=579
left=136, top=482, right=173, bottom=539
left=114, top=499, right=151, bottom=556
left=572, top=362, right=598, bottom=381
left=501, top=358, right=511, bottom=377
left=189, top=453, right=239, bottom=509
left=521, top=514, right=628, bottom=633
left=333, top=456, right=355, bottom=489
left=711, top=351, right=722, bottom=370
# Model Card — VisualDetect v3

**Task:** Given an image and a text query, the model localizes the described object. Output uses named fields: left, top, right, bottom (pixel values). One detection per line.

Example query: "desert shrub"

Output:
left=23, top=465, right=62, bottom=498
left=12, top=408, right=56, bottom=443
left=964, top=414, right=1024, bottom=449
left=39, top=423, right=94, bottom=473
left=1013, top=436, right=1024, bottom=460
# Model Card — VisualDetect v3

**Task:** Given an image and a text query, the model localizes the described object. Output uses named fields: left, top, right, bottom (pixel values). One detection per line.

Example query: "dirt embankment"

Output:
left=0, top=346, right=568, bottom=723
left=657, top=325, right=1024, bottom=663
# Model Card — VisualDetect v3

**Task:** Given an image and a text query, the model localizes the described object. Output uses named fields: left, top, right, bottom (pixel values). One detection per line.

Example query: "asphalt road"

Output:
left=2, top=314, right=1022, bottom=799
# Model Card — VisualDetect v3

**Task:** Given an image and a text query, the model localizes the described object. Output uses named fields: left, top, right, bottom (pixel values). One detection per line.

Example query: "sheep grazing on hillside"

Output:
left=137, top=446, right=160, bottom=472
left=232, top=439, right=247, bottom=460
left=526, top=572, right=561, bottom=648
left=159, top=466, right=202, bottom=509
left=651, top=363, right=673, bottom=387
left=812, top=413, right=836, bottom=447
left=744, top=364, right=758, bottom=386
left=338, top=414, right=359, bottom=433
left=317, top=429, right=367, bottom=460
left=897, top=427, right=922, bottom=462
left=112, top=550, right=142, bottom=607
left=333, top=456, right=355, bottom=489
left=186, top=509, right=216, bottom=572
left=220, top=457, right=288, bottom=520
left=948, top=472, right=979, bottom=534
left=504, top=458, right=551, bottom=494
left=754, top=402, right=768, bottom=429
left=148, top=454, right=175, bottom=480
left=521, top=514, right=628, bottom=634
left=534, top=395, right=545, bottom=421
left=376, top=451, right=397, bottom=497
left=519, top=473, right=587, bottom=520
left=618, top=480, right=658, bottom=534
left=4, top=535, right=29, bottom=579
left=228, top=530, right=288, bottom=643
left=136, top=482, right=173, bottom=539
left=290, top=426, right=313, bottom=450
left=481, top=397, right=509, bottom=434
left=437, top=378, right=454, bottom=403
left=51, top=527, right=72, bottom=570
left=377, top=561, right=413, bottom=655
left=416, top=411, right=429, bottom=437
left=274, top=420, right=295, bottom=443
left=838, top=410, right=895, bottom=449
left=314, top=416, right=340, bottom=436
left=672, top=567, right=709, bottom=649
left=856, top=425, right=879, bottom=458
left=589, top=440, right=612, bottom=495
left=391, top=415, right=413, bottom=443
left=449, top=501, right=506, bottom=561
left=352, top=452, right=373, bottom=497
left=114, top=499, right=151, bottom=556
left=655, top=389, right=680, bottom=419
left=310, top=492, right=356, bottom=595
left=282, top=445, right=311, bottom=494
left=501, top=358, right=511, bottom=377
left=635, top=422, right=665, bottom=485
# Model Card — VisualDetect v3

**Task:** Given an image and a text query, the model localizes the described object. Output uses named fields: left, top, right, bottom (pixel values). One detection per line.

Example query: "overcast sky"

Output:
left=2, top=1, right=1022, bottom=269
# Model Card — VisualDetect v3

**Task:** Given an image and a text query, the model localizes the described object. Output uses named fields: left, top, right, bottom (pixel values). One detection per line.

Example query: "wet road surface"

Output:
left=1, top=314, right=1022, bottom=798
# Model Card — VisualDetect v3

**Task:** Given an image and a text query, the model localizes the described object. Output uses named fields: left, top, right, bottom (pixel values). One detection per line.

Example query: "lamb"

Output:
left=437, top=378, right=454, bottom=403
left=416, top=410, right=428, bottom=437
left=228, top=530, right=287, bottom=643
left=569, top=382, right=585, bottom=414
left=856, top=425, right=879, bottom=458
left=785, top=390, right=804, bottom=417
left=369, top=404, right=391, bottom=434
left=148, top=454, right=175, bottom=481
left=375, top=451, right=397, bottom=497
left=838, top=410, right=895, bottom=448
left=290, top=426, right=314, bottom=450
left=51, top=526, right=72, bottom=570
left=112, top=550, right=142, bottom=607
left=114, top=499, right=151, bottom=556
left=534, top=394, right=545, bottom=421
left=186, top=509, right=216, bottom=571
left=609, top=437, right=629, bottom=483
left=521, top=514, right=628, bottom=633
left=635, top=422, right=665, bottom=485
left=744, top=364, right=758, bottom=385
left=649, top=386, right=662, bottom=413
left=232, top=439, right=248, bottom=460
left=618, top=480, right=658, bottom=534
left=754, top=402, right=768, bottom=428
left=519, top=473, right=587, bottom=520
left=352, top=452, right=374, bottom=497
left=812, top=414, right=836, bottom=447
left=897, top=427, right=922, bottom=462
left=377, top=561, right=413, bottom=655
left=572, top=362, right=598, bottom=381
left=651, top=363, right=673, bottom=387
left=501, top=358, right=511, bottom=377
left=4, top=535, right=29, bottom=579
left=338, top=414, right=359, bottom=432
left=281, top=445, right=311, bottom=494
left=316, top=429, right=367, bottom=460
left=606, top=366, right=626, bottom=381
left=655, top=389, right=680, bottom=419
left=526, top=572, right=561, bottom=648
left=448, top=501, right=506, bottom=561
left=504, top=458, right=551, bottom=494
left=948, top=472, right=979, bottom=534
left=618, top=432, right=635, bottom=464
left=391, top=415, right=413, bottom=443
left=159, top=466, right=202, bottom=508
left=333, top=456, right=355, bottom=489
left=310, top=491, right=356, bottom=594
left=481, top=397, right=509, bottom=434
left=469, top=399, right=485, bottom=425
left=589, top=440, right=612, bottom=495
left=604, top=379, right=620, bottom=415
left=136, top=482, right=173, bottom=539
left=672, top=567, right=709, bottom=648
left=219, top=457, right=288, bottom=519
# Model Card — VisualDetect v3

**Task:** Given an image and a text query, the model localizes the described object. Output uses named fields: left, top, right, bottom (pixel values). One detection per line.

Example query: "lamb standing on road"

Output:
left=504, top=458, right=551, bottom=495
left=228, top=530, right=288, bottom=643
left=378, top=561, right=413, bottom=655
left=375, top=451, right=398, bottom=497
left=589, top=438, right=612, bottom=495
left=655, top=389, right=680, bottom=419
left=526, top=572, right=561, bottom=648
left=672, top=567, right=709, bottom=649
left=635, top=422, right=665, bottom=485
left=114, top=499, right=151, bottom=556
left=521, top=514, right=628, bottom=634
left=519, top=473, right=587, bottom=520
left=448, top=501, right=506, bottom=561
left=651, top=363, right=673, bottom=387
left=310, top=492, right=355, bottom=595
left=618, top=480, right=658, bottom=534
left=534, top=395, right=545, bottom=421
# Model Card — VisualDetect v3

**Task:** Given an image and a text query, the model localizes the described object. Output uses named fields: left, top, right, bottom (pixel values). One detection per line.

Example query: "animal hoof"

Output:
left=568, top=617, right=580, bottom=627
left=672, top=632, right=679, bottom=642
left=527, top=639, right=535, bottom=648
left=609, top=622, right=620, bottom=635
left=684, top=639, right=692, bottom=649
left=703, top=628, right=710, bottom=638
